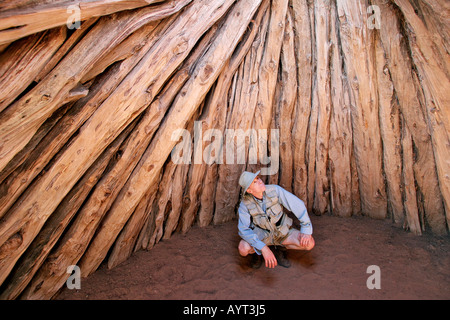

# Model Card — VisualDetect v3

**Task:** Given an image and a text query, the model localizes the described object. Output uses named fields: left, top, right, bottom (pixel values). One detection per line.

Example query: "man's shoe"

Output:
left=273, top=246, right=291, bottom=268
left=249, top=254, right=263, bottom=269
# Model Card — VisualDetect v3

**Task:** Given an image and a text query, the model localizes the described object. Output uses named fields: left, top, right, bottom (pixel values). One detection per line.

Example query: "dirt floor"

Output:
left=56, top=214, right=450, bottom=300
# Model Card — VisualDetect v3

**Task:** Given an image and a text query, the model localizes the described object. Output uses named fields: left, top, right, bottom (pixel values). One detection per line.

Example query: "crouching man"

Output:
left=237, top=171, right=315, bottom=268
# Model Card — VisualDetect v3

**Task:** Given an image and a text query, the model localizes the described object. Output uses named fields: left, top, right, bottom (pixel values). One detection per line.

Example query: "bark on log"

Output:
left=249, top=0, right=288, bottom=176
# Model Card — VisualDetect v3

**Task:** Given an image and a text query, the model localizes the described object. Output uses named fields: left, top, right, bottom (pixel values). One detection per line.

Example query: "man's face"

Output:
left=247, top=176, right=266, bottom=196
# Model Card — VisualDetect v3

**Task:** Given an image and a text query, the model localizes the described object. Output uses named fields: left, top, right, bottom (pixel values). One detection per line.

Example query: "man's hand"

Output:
left=261, top=246, right=277, bottom=268
left=299, top=233, right=313, bottom=248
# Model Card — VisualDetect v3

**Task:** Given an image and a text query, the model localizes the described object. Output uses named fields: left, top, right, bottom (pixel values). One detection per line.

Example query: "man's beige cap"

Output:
left=239, top=170, right=260, bottom=194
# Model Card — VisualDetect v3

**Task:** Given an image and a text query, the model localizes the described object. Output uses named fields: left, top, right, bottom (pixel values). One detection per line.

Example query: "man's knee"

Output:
left=304, top=236, right=315, bottom=251
left=238, top=240, right=254, bottom=256
left=283, top=232, right=315, bottom=251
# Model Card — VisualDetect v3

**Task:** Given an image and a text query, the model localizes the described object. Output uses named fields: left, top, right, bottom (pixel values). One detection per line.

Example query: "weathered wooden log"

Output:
left=328, top=0, right=353, bottom=218
left=214, top=0, right=287, bottom=225
left=290, top=0, right=313, bottom=205
left=312, top=0, right=331, bottom=215
left=337, top=0, right=387, bottom=219
left=0, top=27, right=66, bottom=112
left=0, top=0, right=165, bottom=45
left=401, top=117, right=422, bottom=235
left=275, top=9, right=297, bottom=192
left=374, top=32, right=403, bottom=224
left=141, top=160, right=178, bottom=251
left=375, top=0, right=447, bottom=233
left=109, top=186, right=157, bottom=268
left=250, top=0, right=288, bottom=173
left=164, top=160, right=191, bottom=239
left=393, top=0, right=449, bottom=232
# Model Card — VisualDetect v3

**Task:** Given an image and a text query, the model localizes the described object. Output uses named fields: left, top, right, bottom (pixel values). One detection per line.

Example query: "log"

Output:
left=0, top=0, right=165, bottom=45
left=337, top=0, right=387, bottom=219
left=328, top=0, right=353, bottom=218
left=375, top=0, right=447, bottom=233
left=304, top=0, right=319, bottom=214
left=78, top=0, right=262, bottom=277
left=312, top=0, right=331, bottom=215
left=401, top=117, right=422, bottom=235
left=276, top=9, right=297, bottom=192
left=374, top=32, right=403, bottom=224
left=141, top=161, right=178, bottom=251
left=109, top=187, right=157, bottom=268
left=291, top=0, right=313, bottom=205
left=393, top=0, right=449, bottom=232
left=0, top=27, right=66, bottom=112
left=164, top=160, right=191, bottom=239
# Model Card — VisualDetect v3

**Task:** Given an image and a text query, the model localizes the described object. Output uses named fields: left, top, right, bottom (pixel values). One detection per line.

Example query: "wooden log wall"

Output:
left=0, top=0, right=448, bottom=299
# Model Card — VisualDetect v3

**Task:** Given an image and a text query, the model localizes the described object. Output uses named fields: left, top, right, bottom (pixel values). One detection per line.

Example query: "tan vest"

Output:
left=242, top=185, right=293, bottom=244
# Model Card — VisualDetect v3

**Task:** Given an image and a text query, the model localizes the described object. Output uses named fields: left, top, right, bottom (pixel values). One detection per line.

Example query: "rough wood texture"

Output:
left=0, top=0, right=166, bottom=45
left=0, top=0, right=448, bottom=299
left=337, top=0, right=387, bottom=219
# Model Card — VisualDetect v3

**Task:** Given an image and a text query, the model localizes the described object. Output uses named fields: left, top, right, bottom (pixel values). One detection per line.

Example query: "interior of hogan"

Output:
left=0, top=0, right=448, bottom=299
